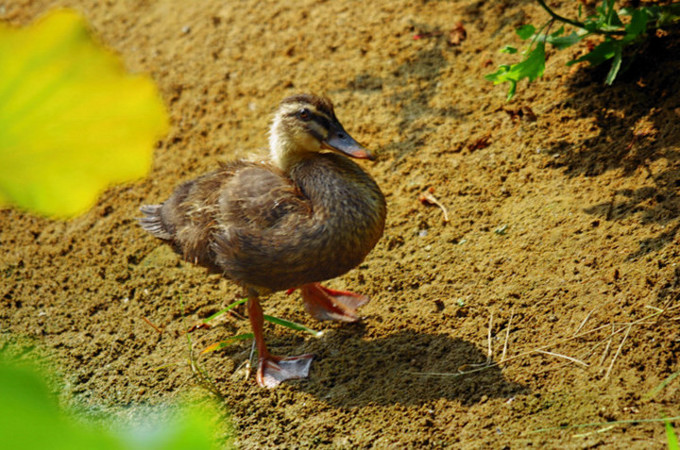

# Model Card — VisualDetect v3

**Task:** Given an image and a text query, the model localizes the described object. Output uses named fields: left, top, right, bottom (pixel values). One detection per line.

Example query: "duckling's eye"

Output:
left=298, top=109, right=311, bottom=121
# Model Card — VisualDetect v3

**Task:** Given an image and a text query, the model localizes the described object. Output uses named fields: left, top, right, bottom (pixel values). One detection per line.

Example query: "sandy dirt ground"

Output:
left=2, top=0, right=680, bottom=447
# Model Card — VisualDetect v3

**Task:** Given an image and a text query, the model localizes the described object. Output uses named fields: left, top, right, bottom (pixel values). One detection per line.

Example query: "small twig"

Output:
left=142, top=316, right=163, bottom=334
left=187, top=322, right=211, bottom=333
left=153, top=360, right=183, bottom=371
left=598, top=322, right=615, bottom=367
left=487, top=310, right=494, bottom=364
left=573, top=425, right=616, bottom=438
left=419, top=188, right=450, bottom=223
left=501, top=307, right=515, bottom=363
left=656, top=291, right=680, bottom=323
left=605, top=324, right=632, bottom=380
left=575, top=322, right=613, bottom=363
left=411, top=305, right=680, bottom=378
left=534, top=0, right=626, bottom=36
left=531, top=416, right=680, bottom=434
left=574, top=307, right=598, bottom=336
left=535, top=0, right=588, bottom=31
left=246, top=340, right=255, bottom=382
left=535, top=349, right=589, bottom=368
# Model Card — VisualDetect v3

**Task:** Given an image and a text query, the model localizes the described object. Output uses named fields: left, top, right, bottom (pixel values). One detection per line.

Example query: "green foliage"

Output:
left=487, top=0, right=680, bottom=100
left=516, top=24, right=537, bottom=40
left=0, top=10, right=168, bottom=218
left=485, top=42, right=546, bottom=101
left=0, top=358, right=230, bottom=450
left=668, top=420, right=679, bottom=450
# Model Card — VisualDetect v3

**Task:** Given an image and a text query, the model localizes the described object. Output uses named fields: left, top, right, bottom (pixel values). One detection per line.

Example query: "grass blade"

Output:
left=202, top=298, right=248, bottom=323
left=605, top=44, right=623, bottom=85
left=644, top=369, right=680, bottom=400
left=264, top=314, right=322, bottom=337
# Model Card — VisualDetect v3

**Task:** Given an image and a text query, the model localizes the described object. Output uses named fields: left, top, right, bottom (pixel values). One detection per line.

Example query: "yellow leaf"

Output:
left=0, top=10, right=168, bottom=218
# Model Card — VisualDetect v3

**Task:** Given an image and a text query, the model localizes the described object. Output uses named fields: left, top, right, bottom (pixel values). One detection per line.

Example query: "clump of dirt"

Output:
left=2, top=0, right=680, bottom=447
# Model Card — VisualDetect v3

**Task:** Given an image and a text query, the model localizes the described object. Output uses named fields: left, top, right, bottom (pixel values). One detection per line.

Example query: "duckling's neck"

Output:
left=290, top=153, right=386, bottom=231
left=269, top=137, right=305, bottom=172
left=269, top=118, right=293, bottom=172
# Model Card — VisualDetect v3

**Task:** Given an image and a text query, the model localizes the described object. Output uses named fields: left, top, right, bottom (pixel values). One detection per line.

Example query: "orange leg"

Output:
left=247, top=297, right=313, bottom=388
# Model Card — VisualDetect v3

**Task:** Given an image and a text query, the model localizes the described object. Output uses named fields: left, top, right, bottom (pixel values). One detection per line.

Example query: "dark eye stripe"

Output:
left=308, top=126, right=324, bottom=142
left=284, top=107, right=334, bottom=140
left=308, top=112, right=331, bottom=131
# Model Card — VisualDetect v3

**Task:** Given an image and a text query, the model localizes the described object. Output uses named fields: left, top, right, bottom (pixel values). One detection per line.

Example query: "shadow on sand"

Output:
left=538, top=35, right=680, bottom=258
left=287, top=326, right=528, bottom=407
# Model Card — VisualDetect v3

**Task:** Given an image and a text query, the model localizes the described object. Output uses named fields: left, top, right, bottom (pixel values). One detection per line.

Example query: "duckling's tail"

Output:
left=138, top=204, right=174, bottom=241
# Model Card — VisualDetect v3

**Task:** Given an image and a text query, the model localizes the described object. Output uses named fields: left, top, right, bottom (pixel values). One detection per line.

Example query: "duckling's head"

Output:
left=269, top=94, right=373, bottom=171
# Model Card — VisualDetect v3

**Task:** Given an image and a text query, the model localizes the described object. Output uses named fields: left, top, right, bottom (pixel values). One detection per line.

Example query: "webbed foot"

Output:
left=257, top=354, right=314, bottom=388
left=299, top=282, right=370, bottom=322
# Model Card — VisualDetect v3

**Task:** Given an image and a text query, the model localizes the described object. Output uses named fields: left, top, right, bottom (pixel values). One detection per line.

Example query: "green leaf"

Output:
left=550, top=26, right=565, bottom=37
left=619, top=7, right=636, bottom=17
left=515, top=24, right=536, bottom=40
left=0, top=10, right=168, bottom=218
left=605, top=44, right=623, bottom=85
left=654, top=5, right=680, bottom=27
left=263, top=314, right=323, bottom=337
left=625, top=8, right=649, bottom=38
left=582, top=17, right=603, bottom=33
left=500, top=45, right=518, bottom=54
left=0, top=361, right=226, bottom=450
left=485, top=42, right=546, bottom=100
left=0, top=363, right=121, bottom=450
left=547, top=31, right=583, bottom=50
left=600, top=0, right=623, bottom=28
left=667, top=420, right=679, bottom=450
left=568, top=39, right=617, bottom=66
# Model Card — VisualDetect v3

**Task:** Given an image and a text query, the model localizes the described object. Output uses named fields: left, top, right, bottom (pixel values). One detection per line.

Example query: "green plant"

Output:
left=667, top=420, right=679, bottom=450
left=200, top=297, right=322, bottom=355
left=486, top=0, right=680, bottom=100
left=0, top=352, right=231, bottom=450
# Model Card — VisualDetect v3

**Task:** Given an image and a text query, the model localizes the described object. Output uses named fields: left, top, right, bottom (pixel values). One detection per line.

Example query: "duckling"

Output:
left=139, top=94, right=386, bottom=388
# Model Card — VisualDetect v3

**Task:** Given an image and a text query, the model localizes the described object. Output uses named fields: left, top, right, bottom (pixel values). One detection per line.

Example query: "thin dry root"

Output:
left=419, top=188, right=450, bottom=223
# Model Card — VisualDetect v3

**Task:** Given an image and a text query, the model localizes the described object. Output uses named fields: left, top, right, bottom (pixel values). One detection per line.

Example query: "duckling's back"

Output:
left=140, top=161, right=303, bottom=273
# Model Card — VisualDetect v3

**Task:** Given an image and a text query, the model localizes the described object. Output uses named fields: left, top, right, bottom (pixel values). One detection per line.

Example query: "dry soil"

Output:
left=2, top=0, right=680, bottom=448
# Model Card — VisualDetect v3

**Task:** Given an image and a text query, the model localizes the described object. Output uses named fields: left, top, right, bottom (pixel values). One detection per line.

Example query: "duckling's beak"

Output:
left=322, top=122, right=375, bottom=160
